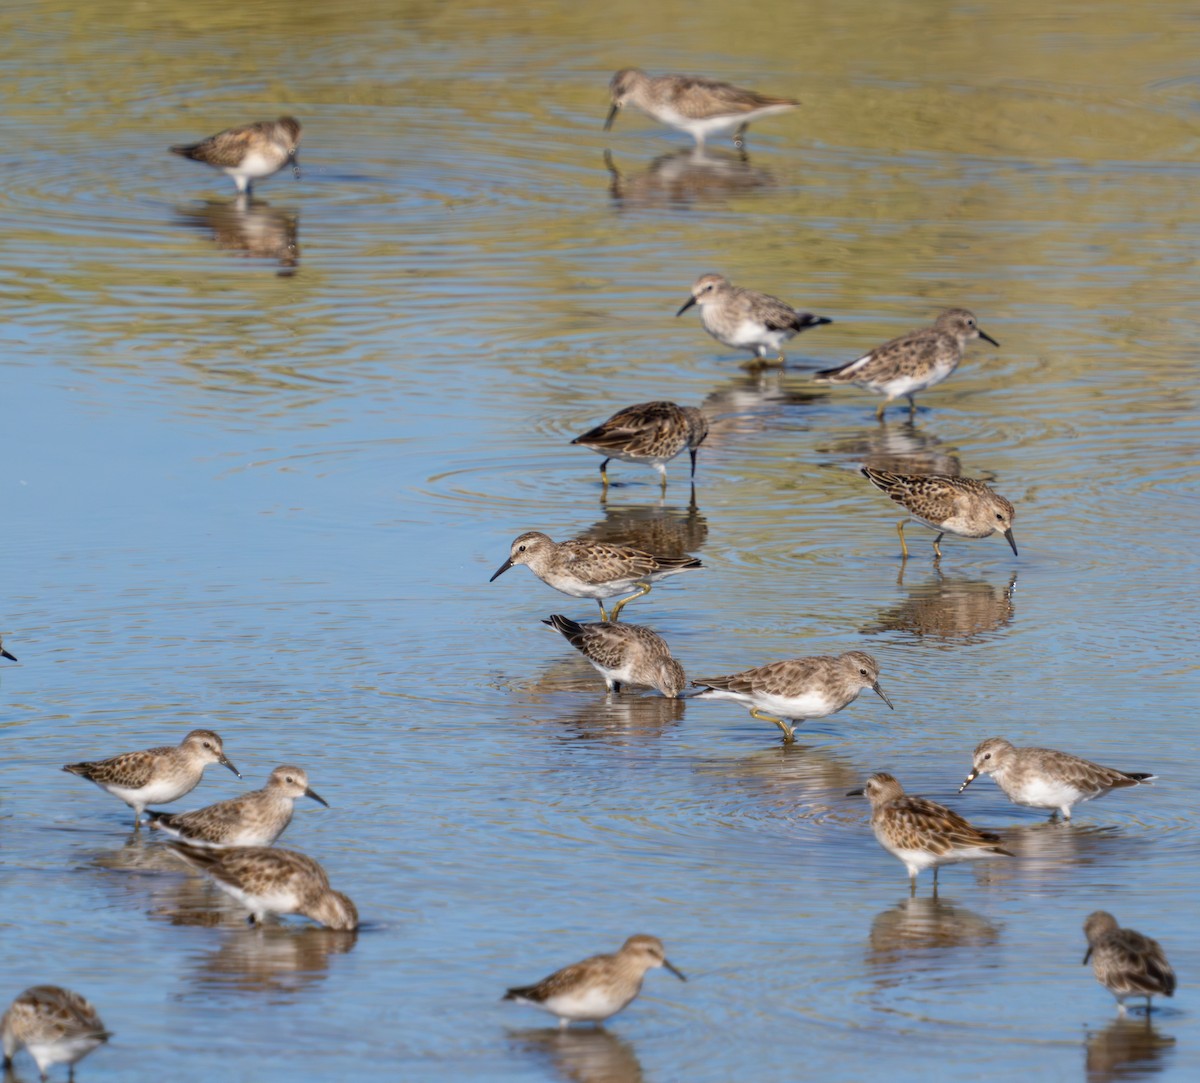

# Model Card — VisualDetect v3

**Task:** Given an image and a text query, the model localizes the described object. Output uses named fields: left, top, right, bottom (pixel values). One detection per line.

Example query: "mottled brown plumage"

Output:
left=490, top=531, right=701, bottom=621
left=148, top=765, right=327, bottom=847
left=814, top=309, right=998, bottom=418
left=170, top=116, right=301, bottom=195
left=544, top=614, right=685, bottom=697
left=63, top=729, right=241, bottom=826
left=606, top=69, right=797, bottom=148
left=849, top=772, right=1012, bottom=892
left=571, top=401, right=708, bottom=487
left=2, top=985, right=110, bottom=1079
left=861, top=467, right=1017, bottom=559
left=504, top=934, right=685, bottom=1028
left=1083, top=911, right=1175, bottom=1014
left=960, top=737, right=1154, bottom=819
left=169, top=844, right=358, bottom=931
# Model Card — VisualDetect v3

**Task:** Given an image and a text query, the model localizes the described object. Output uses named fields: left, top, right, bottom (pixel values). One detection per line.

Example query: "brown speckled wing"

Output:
left=6, top=986, right=107, bottom=1043
left=889, top=795, right=1006, bottom=854
left=559, top=542, right=662, bottom=584
left=1095, top=932, right=1176, bottom=997
left=171, top=124, right=263, bottom=167
left=695, top=657, right=824, bottom=697
left=574, top=403, right=684, bottom=456
left=862, top=469, right=962, bottom=522
left=155, top=791, right=257, bottom=841
left=65, top=747, right=170, bottom=788
left=512, top=954, right=614, bottom=1003
left=1031, top=750, right=1143, bottom=795
left=578, top=625, right=638, bottom=670
left=672, top=78, right=794, bottom=118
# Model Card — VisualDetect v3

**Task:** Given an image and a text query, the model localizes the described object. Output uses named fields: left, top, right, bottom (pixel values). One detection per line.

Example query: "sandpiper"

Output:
left=605, top=69, right=797, bottom=148
left=147, top=765, right=327, bottom=848
left=960, top=738, right=1154, bottom=820
left=544, top=614, right=685, bottom=698
left=848, top=773, right=1012, bottom=893
left=63, top=730, right=240, bottom=827
left=676, top=273, right=831, bottom=363
left=170, top=116, right=301, bottom=196
left=571, top=401, right=708, bottom=489
left=2, top=985, right=110, bottom=1081
left=693, top=650, right=892, bottom=741
left=813, top=308, right=998, bottom=420
left=1083, top=912, right=1175, bottom=1015
left=861, top=467, right=1018, bottom=559
left=504, top=934, right=685, bottom=1028
left=0, top=637, right=15, bottom=662
left=490, top=532, right=701, bottom=621
left=169, top=844, right=358, bottom=931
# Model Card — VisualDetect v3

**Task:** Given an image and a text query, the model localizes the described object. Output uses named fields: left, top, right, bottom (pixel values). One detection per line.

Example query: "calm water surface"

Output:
left=1, top=1, right=1198, bottom=1080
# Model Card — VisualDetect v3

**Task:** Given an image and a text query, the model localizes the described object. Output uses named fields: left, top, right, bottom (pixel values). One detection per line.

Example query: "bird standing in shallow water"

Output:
left=543, top=614, right=685, bottom=698
left=1083, top=912, right=1175, bottom=1016
left=813, top=308, right=998, bottom=420
left=861, top=468, right=1018, bottom=560
left=2, top=985, right=110, bottom=1081
left=504, top=934, right=685, bottom=1028
left=171, top=116, right=301, bottom=197
left=605, top=69, right=797, bottom=148
left=571, top=401, right=708, bottom=490
left=677, top=273, right=831, bottom=364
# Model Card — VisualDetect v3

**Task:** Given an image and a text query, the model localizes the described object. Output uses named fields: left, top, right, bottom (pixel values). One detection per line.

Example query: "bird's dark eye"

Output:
left=995, top=513, right=1004, bottom=520
left=859, top=668, right=869, bottom=676
left=203, top=742, right=212, bottom=749
left=983, top=752, right=991, bottom=760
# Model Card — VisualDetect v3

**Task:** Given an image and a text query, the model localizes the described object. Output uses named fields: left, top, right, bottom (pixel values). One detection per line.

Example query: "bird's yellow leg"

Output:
left=932, top=532, right=944, bottom=559
left=597, top=600, right=609, bottom=621
left=607, top=582, right=651, bottom=622
left=876, top=399, right=888, bottom=421
left=896, top=521, right=909, bottom=559
left=750, top=708, right=795, bottom=742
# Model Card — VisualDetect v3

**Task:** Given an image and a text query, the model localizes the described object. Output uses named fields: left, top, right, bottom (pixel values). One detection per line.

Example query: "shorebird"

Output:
left=605, top=69, right=797, bottom=148
left=543, top=614, right=685, bottom=697
left=490, top=532, right=701, bottom=621
left=63, top=730, right=241, bottom=827
left=813, top=309, right=998, bottom=419
left=1083, top=912, right=1176, bottom=1015
left=693, top=650, right=892, bottom=741
left=861, top=468, right=1017, bottom=559
left=2, top=985, right=110, bottom=1081
left=169, top=844, right=358, bottom=931
left=571, top=401, right=708, bottom=489
left=960, top=738, right=1154, bottom=820
left=147, top=765, right=328, bottom=847
left=170, top=116, right=301, bottom=196
left=504, top=934, right=685, bottom=1028
left=848, top=772, right=1012, bottom=893
left=676, top=273, right=831, bottom=363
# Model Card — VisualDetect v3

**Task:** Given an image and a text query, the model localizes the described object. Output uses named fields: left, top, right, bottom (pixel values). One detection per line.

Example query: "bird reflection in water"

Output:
left=817, top=419, right=962, bottom=478
left=183, top=926, right=358, bottom=998
left=981, top=820, right=1126, bottom=886
left=579, top=488, right=708, bottom=560
left=531, top=688, right=687, bottom=744
left=866, top=894, right=999, bottom=973
left=697, top=742, right=862, bottom=815
left=510, top=1026, right=645, bottom=1083
left=604, top=147, right=772, bottom=210
left=1085, top=1016, right=1176, bottom=1082
left=173, top=198, right=299, bottom=275
left=861, top=568, right=1017, bottom=645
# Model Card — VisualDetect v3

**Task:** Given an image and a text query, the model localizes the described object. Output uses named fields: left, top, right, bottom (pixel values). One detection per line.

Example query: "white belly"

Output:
left=1006, top=775, right=1086, bottom=810
left=539, top=985, right=634, bottom=1022
left=700, top=686, right=845, bottom=719
left=227, top=150, right=283, bottom=181
left=106, top=776, right=195, bottom=809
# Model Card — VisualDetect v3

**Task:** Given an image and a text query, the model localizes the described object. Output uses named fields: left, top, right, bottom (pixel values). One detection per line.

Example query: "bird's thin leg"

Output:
left=750, top=708, right=794, bottom=742
left=607, top=582, right=651, bottom=622
left=597, top=600, right=609, bottom=621
left=896, top=521, right=909, bottom=559
left=599, top=459, right=610, bottom=487
left=909, top=873, right=917, bottom=897
left=733, top=122, right=748, bottom=149
left=876, top=399, right=890, bottom=422
left=933, top=867, right=940, bottom=892
left=932, top=533, right=944, bottom=559
left=907, top=394, right=916, bottom=417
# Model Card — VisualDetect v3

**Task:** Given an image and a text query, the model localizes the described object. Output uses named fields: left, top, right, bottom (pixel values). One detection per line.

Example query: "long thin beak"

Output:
left=1003, top=528, right=1018, bottom=556
left=689, top=447, right=698, bottom=478
left=1083, top=947, right=1092, bottom=965
left=979, top=330, right=1000, bottom=347
left=872, top=681, right=894, bottom=710
left=489, top=557, right=513, bottom=582
left=846, top=788, right=864, bottom=797
left=603, top=102, right=620, bottom=131
left=220, top=755, right=242, bottom=779
left=305, top=787, right=329, bottom=808
left=664, top=960, right=686, bottom=982
left=0, top=648, right=15, bottom=661
left=958, top=768, right=979, bottom=794
left=676, top=296, right=697, bottom=317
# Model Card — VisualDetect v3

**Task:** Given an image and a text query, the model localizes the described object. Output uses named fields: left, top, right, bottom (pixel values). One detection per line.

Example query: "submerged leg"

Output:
left=907, top=394, right=916, bottom=417
left=607, top=582, right=651, bottom=622
left=733, top=122, right=748, bottom=149
left=599, top=459, right=610, bottom=487
left=932, top=532, right=944, bottom=559
left=896, top=521, right=909, bottom=559
left=876, top=399, right=890, bottom=422
left=657, top=465, right=668, bottom=493
left=750, top=707, right=794, bottom=742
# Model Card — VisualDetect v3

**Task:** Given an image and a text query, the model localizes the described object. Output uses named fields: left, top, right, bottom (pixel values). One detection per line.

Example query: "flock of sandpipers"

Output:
left=0, top=66, right=1178, bottom=1080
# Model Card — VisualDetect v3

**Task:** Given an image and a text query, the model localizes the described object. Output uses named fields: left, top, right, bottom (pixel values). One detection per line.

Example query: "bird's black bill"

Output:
left=664, top=960, right=687, bottom=982
left=846, top=788, right=864, bottom=797
left=872, top=681, right=894, bottom=710
left=979, top=330, right=1000, bottom=347
left=0, top=648, right=16, bottom=661
left=1083, top=948, right=1092, bottom=965
left=675, top=297, right=697, bottom=317
left=689, top=448, right=698, bottom=478
left=603, top=103, right=620, bottom=131
left=1004, top=528, right=1018, bottom=556
left=305, top=787, right=329, bottom=807
left=958, top=769, right=979, bottom=794
left=489, top=558, right=513, bottom=582
left=220, top=755, right=242, bottom=779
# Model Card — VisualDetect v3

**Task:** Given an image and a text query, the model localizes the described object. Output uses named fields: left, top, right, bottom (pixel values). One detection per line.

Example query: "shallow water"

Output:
left=1, top=1, right=1198, bottom=1080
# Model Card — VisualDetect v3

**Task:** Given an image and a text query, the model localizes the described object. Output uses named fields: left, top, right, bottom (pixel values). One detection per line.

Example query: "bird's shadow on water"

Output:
left=1084, top=1015, right=1177, bottom=1082
left=506, top=1026, right=646, bottom=1083
left=172, top=197, right=300, bottom=275
left=603, top=146, right=773, bottom=211
left=865, top=893, right=1001, bottom=976
left=859, top=567, right=1017, bottom=647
